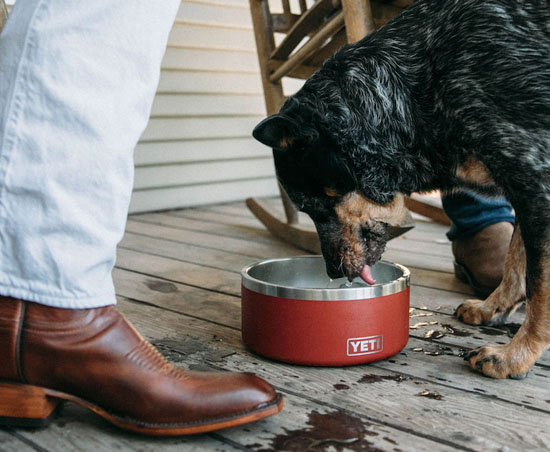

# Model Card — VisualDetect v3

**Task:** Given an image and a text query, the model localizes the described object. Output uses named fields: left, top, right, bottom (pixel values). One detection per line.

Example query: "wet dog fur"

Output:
left=253, top=0, right=550, bottom=379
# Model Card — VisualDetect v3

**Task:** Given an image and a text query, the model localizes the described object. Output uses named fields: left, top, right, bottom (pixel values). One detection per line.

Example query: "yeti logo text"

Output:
left=347, top=335, right=383, bottom=356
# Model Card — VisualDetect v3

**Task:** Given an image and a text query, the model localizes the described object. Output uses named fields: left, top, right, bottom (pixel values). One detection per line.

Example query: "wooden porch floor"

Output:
left=3, top=198, right=550, bottom=451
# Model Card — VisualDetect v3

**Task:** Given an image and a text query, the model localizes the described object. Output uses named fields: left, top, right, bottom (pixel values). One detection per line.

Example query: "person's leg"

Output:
left=0, top=0, right=179, bottom=307
left=0, top=0, right=281, bottom=433
left=442, top=191, right=515, bottom=241
left=442, top=191, right=515, bottom=295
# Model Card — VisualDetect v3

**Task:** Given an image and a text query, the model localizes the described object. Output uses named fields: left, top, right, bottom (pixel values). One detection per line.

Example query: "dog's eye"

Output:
left=324, top=188, right=340, bottom=197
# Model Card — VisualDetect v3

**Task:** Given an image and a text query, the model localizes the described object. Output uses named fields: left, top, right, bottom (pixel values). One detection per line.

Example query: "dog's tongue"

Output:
left=360, top=265, right=376, bottom=285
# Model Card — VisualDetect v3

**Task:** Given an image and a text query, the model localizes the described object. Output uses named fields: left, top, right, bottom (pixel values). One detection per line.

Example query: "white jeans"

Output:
left=0, top=0, right=180, bottom=308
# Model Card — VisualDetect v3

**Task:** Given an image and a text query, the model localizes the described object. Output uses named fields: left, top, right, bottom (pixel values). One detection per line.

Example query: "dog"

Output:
left=253, top=0, right=550, bottom=379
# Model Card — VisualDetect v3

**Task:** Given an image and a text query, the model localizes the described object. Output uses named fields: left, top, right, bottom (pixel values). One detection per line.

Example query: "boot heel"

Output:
left=0, top=382, right=62, bottom=427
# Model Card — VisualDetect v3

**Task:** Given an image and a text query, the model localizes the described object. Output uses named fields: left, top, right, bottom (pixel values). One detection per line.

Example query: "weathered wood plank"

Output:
left=114, top=267, right=242, bottom=329
left=131, top=211, right=288, bottom=246
left=116, top=240, right=465, bottom=308
left=119, top=232, right=266, bottom=270
left=236, top=196, right=452, bottom=242
left=206, top=200, right=453, bottom=258
left=112, top=266, right=549, bottom=375
left=13, top=403, right=242, bottom=452
left=173, top=204, right=456, bottom=272
left=178, top=203, right=453, bottom=256
left=0, top=431, right=38, bottom=452
left=115, top=298, right=550, bottom=451
left=127, top=212, right=467, bottom=295
left=124, top=219, right=301, bottom=258
left=371, top=341, right=550, bottom=413
left=214, top=379, right=458, bottom=452
left=17, top=200, right=539, bottom=450
left=116, top=248, right=242, bottom=296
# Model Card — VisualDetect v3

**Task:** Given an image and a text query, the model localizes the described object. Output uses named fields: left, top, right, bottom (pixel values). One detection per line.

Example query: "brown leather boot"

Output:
left=452, top=222, right=514, bottom=296
left=0, top=297, right=282, bottom=435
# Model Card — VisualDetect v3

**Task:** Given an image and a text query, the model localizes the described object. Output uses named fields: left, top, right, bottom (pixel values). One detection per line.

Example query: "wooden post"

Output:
left=0, top=0, right=8, bottom=34
left=249, top=0, right=286, bottom=115
left=341, top=0, right=375, bottom=42
left=249, top=0, right=298, bottom=224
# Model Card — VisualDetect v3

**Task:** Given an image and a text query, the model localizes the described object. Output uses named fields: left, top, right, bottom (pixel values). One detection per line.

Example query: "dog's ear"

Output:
left=253, top=114, right=318, bottom=150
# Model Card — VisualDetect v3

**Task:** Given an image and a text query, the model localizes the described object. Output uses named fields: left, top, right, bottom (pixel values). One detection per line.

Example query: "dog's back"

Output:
left=285, top=0, right=550, bottom=196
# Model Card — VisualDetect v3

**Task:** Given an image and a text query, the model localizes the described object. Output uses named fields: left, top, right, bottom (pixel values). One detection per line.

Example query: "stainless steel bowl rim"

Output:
left=241, top=256, right=410, bottom=301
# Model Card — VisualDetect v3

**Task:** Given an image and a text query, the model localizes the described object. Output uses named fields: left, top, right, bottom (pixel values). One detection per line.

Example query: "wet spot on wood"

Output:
left=358, top=374, right=410, bottom=384
left=441, top=324, right=472, bottom=337
left=146, top=280, right=178, bottom=293
left=151, top=340, right=187, bottom=363
left=415, top=391, right=443, bottom=400
left=151, top=337, right=229, bottom=363
left=418, top=344, right=456, bottom=357
left=55, top=419, right=67, bottom=428
left=479, top=323, right=521, bottom=337
left=187, top=363, right=211, bottom=372
left=260, top=410, right=382, bottom=451
left=451, top=432, right=474, bottom=442
left=334, top=384, right=350, bottom=390
left=479, top=327, right=506, bottom=336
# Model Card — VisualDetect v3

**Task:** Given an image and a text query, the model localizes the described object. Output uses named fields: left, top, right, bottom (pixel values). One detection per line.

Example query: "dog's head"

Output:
left=253, top=100, right=406, bottom=283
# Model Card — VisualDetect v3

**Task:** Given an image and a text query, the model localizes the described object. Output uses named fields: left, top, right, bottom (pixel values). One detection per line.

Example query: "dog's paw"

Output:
left=455, top=299, right=494, bottom=325
left=465, top=345, right=530, bottom=379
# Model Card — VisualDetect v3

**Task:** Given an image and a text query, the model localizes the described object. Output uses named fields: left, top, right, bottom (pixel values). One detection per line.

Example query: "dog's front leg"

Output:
left=455, top=226, right=525, bottom=326
left=463, top=226, right=550, bottom=379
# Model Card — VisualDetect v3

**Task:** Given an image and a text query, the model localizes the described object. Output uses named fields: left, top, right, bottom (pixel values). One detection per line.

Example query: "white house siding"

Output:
left=4, top=0, right=305, bottom=213
left=131, top=0, right=283, bottom=213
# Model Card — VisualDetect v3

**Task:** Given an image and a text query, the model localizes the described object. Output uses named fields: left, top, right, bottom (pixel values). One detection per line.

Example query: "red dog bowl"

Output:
left=241, top=256, right=410, bottom=366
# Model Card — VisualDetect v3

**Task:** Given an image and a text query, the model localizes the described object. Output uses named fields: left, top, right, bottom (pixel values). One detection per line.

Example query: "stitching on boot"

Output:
left=15, top=301, right=27, bottom=384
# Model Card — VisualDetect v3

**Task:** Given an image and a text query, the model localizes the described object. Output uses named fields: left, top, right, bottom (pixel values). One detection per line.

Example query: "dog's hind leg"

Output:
left=464, top=221, right=550, bottom=379
left=455, top=226, right=525, bottom=326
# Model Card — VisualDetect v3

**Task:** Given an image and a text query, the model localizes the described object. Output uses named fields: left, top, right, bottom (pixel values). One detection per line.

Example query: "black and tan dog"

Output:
left=253, top=0, right=550, bottom=379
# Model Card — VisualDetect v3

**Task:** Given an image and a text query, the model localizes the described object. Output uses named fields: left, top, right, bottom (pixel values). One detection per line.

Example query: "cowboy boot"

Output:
left=0, top=296, right=282, bottom=435
left=452, top=222, right=514, bottom=296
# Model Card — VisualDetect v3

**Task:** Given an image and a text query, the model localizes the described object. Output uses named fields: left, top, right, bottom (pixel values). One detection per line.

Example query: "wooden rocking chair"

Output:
left=248, top=0, right=448, bottom=253
left=0, top=1, right=7, bottom=32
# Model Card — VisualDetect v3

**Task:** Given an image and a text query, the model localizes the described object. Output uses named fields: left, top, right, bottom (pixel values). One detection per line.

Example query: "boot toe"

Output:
left=239, top=372, right=278, bottom=407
